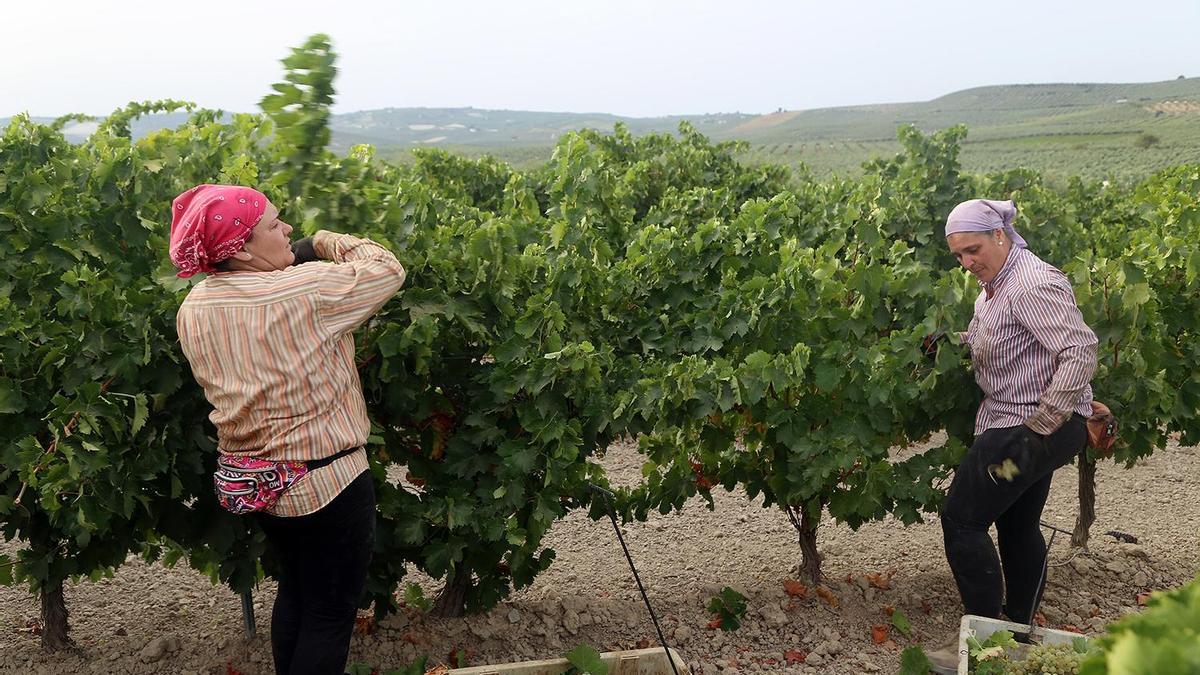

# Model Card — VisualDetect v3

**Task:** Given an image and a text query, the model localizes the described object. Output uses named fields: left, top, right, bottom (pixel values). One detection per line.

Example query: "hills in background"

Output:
left=334, top=78, right=1200, bottom=147
left=331, top=108, right=756, bottom=147
left=7, top=77, right=1200, bottom=181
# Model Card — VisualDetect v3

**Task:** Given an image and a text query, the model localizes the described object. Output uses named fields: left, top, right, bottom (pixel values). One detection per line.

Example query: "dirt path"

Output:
left=2, top=437, right=1197, bottom=674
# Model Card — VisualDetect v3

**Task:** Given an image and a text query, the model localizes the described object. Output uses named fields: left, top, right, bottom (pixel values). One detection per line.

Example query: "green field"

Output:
left=368, top=79, right=1200, bottom=182
left=8, top=77, right=1200, bottom=183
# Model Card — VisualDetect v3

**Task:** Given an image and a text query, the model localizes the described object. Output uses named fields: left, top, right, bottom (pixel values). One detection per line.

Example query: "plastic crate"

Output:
left=449, top=647, right=690, bottom=675
left=957, top=614, right=1086, bottom=674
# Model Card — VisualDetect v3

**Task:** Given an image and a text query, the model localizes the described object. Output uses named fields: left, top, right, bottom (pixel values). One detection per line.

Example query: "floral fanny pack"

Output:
left=213, top=446, right=361, bottom=515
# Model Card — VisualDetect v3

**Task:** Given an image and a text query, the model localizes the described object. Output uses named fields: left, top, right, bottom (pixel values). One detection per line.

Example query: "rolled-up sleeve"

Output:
left=1011, top=281, right=1098, bottom=435
left=312, top=230, right=407, bottom=337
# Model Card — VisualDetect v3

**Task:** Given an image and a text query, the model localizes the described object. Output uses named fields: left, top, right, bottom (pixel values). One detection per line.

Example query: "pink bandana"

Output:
left=169, top=184, right=269, bottom=278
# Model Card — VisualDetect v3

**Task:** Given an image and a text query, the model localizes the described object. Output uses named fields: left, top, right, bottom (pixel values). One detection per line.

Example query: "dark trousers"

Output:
left=941, top=415, right=1086, bottom=622
left=258, top=471, right=376, bottom=675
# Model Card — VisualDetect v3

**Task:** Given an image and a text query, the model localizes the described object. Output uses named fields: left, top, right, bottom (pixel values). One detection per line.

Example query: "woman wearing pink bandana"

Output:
left=170, top=184, right=406, bottom=675
left=925, top=199, right=1097, bottom=673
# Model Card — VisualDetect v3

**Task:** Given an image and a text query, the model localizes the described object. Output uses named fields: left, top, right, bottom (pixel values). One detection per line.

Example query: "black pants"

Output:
left=258, top=471, right=376, bottom=675
left=941, top=415, right=1086, bottom=622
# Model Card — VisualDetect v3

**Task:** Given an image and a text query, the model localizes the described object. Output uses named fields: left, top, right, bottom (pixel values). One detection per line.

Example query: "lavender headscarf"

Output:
left=944, top=199, right=1027, bottom=249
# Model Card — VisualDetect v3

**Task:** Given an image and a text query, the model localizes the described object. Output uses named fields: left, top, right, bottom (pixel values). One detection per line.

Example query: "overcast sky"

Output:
left=4, top=0, right=1198, bottom=119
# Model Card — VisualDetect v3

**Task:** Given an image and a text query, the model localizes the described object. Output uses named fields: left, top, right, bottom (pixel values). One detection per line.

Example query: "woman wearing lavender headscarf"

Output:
left=925, top=199, right=1098, bottom=673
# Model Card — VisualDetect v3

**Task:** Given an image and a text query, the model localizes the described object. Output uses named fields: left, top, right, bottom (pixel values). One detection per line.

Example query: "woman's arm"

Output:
left=311, top=230, right=407, bottom=337
left=1011, top=280, right=1098, bottom=435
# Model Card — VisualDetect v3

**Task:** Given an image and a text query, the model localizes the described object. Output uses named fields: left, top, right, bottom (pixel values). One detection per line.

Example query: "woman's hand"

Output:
left=291, top=237, right=319, bottom=265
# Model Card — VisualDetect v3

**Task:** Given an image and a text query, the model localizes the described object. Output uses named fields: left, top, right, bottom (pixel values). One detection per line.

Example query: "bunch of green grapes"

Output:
left=1005, top=642, right=1084, bottom=675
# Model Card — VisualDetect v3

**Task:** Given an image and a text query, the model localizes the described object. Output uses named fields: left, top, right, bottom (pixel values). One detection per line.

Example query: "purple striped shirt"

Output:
left=964, top=247, right=1097, bottom=435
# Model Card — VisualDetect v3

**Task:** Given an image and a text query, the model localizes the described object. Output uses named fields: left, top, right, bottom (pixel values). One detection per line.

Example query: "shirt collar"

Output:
left=982, top=246, right=1023, bottom=297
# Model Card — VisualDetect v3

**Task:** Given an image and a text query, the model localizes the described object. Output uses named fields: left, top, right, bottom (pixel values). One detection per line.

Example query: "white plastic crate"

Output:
left=449, top=647, right=690, bottom=675
left=957, top=614, right=1086, bottom=674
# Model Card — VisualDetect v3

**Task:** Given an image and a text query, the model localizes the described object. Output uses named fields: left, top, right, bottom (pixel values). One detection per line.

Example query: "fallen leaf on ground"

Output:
left=707, top=617, right=722, bottom=630
left=882, top=603, right=895, bottom=616
left=1060, top=624, right=1083, bottom=634
left=635, top=637, right=651, bottom=649
left=424, top=665, right=450, bottom=675
left=784, top=579, right=810, bottom=598
left=866, top=571, right=893, bottom=590
left=871, top=624, right=889, bottom=644
left=784, top=649, right=807, bottom=664
left=354, top=615, right=376, bottom=636
left=816, top=585, right=840, bottom=608
left=1034, top=611, right=1047, bottom=627
left=1136, top=591, right=1153, bottom=606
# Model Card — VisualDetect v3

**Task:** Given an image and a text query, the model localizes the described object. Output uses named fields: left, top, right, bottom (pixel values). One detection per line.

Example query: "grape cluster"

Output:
left=1005, top=642, right=1084, bottom=675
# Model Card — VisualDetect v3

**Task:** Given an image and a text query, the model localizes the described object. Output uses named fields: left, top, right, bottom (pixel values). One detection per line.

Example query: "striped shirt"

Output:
left=176, top=231, right=405, bottom=516
left=965, top=246, right=1097, bottom=436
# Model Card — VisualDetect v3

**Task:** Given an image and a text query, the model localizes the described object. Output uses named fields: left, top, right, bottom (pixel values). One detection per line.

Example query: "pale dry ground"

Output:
left=1, top=437, right=1197, bottom=675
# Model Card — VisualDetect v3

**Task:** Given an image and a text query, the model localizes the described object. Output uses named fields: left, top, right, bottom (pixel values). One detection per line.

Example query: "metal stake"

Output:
left=241, top=590, right=256, bottom=641
left=591, top=484, right=681, bottom=675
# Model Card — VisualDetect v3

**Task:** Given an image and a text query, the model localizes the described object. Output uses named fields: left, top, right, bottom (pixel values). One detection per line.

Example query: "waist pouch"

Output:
left=213, top=446, right=360, bottom=515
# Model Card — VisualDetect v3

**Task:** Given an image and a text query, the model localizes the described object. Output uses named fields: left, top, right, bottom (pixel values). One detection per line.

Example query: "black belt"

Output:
left=305, top=446, right=362, bottom=471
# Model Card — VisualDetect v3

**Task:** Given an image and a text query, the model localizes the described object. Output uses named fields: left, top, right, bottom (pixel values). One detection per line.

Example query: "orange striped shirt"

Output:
left=176, top=231, right=405, bottom=516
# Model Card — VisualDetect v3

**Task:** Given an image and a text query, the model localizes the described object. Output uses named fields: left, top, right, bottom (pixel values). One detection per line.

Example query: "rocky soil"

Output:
left=2, top=436, right=1197, bottom=674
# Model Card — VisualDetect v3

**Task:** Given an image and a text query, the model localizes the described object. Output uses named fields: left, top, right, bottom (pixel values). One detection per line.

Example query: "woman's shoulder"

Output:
left=181, top=265, right=328, bottom=307
left=993, top=252, right=1070, bottom=306
left=1008, top=252, right=1075, bottom=299
left=1012, top=249, right=1070, bottom=289
left=178, top=277, right=210, bottom=308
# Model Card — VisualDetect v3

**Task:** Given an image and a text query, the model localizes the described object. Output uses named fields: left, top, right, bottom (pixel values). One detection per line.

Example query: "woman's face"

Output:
left=946, top=230, right=1010, bottom=284
left=238, top=202, right=296, bottom=271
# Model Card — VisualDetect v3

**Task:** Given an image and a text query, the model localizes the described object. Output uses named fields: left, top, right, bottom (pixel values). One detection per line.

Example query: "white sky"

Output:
left=4, top=0, right=1199, bottom=118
